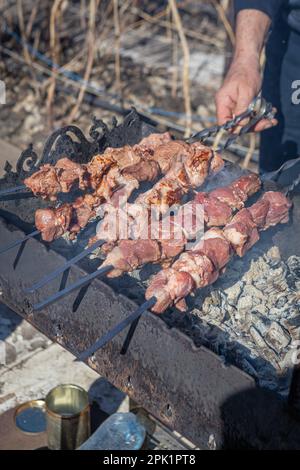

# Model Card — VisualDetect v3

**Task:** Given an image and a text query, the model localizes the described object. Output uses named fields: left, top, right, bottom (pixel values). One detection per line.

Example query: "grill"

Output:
left=1, top=109, right=300, bottom=449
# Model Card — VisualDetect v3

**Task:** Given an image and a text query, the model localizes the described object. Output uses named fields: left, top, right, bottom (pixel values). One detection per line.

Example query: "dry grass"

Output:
left=168, top=0, right=191, bottom=137
left=211, top=0, right=235, bottom=46
left=46, top=0, right=65, bottom=128
left=113, top=0, right=122, bottom=102
left=2, top=1, right=264, bottom=165
left=66, top=0, right=99, bottom=123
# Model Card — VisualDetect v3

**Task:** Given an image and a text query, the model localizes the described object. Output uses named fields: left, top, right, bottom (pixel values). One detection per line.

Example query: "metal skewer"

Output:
left=285, top=172, right=300, bottom=196
left=76, top=296, right=157, bottom=361
left=33, top=264, right=113, bottom=311
left=218, top=98, right=274, bottom=152
left=120, top=316, right=141, bottom=355
left=25, top=238, right=105, bottom=293
left=260, top=154, right=300, bottom=196
left=0, top=184, right=28, bottom=198
left=187, top=94, right=263, bottom=143
left=0, top=229, right=40, bottom=255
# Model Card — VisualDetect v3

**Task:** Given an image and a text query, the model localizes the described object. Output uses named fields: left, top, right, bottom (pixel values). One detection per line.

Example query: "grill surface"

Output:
left=1, top=111, right=300, bottom=448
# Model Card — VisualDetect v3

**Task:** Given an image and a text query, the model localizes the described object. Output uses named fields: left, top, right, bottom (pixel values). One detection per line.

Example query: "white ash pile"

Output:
left=192, top=246, right=300, bottom=396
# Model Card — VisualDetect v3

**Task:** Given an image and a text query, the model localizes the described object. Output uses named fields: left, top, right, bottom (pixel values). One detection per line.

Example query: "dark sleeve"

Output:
left=234, top=0, right=284, bottom=22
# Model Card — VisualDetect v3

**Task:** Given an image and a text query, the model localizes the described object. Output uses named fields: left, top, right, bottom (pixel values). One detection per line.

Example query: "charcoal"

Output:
left=188, top=244, right=300, bottom=396
left=237, top=295, right=254, bottom=311
left=249, top=326, right=268, bottom=349
left=224, top=282, right=242, bottom=305
left=265, top=322, right=291, bottom=352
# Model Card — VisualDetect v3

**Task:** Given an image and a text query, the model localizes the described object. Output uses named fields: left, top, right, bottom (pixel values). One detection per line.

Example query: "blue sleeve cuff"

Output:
left=234, top=0, right=283, bottom=22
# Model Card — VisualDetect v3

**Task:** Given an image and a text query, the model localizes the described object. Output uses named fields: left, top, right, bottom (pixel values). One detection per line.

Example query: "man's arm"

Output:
left=216, top=7, right=280, bottom=131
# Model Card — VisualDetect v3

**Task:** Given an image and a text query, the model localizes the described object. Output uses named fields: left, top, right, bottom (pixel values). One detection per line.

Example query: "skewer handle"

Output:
left=0, top=229, right=40, bottom=255
left=77, top=296, right=157, bottom=361
left=25, top=239, right=105, bottom=293
left=33, top=264, right=113, bottom=311
left=219, top=99, right=273, bottom=152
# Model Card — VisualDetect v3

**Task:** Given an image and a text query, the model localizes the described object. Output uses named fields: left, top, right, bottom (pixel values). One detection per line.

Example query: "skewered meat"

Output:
left=24, top=133, right=172, bottom=200
left=100, top=216, right=188, bottom=277
left=191, top=228, right=232, bottom=270
left=136, top=144, right=224, bottom=212
left=99, top=176, right=261, bottom=277
left=250, top=191, right=292, bottom=228
left=94, top=173, right=261, bottom=251
left=138, top=132, right=172, bottom=149
left=223, top=208, right=260, bottom=257
left=145, top=269, right=195, bottom=314
left=191, top=173, right=261, bottom=227
left=103, top=239, right=161, bottom=277
left=24, top=165, right=61, bottom=201
left=32, top=135, right=173, bottom=240
left=24, top=158, right=89, bottom=201
left=146, top=229, right=230, bottom=312
left=95, top=140, right=223, bottom=211
left=95, top=142, right=224, bottom=253
left=145, top=191, right=291, bottom=314
left=208, top=173, right=261, bottom=211
left=35, top=138, right=224, bottom=242
left=68, top=194, right=99, bottom=235
left=191, top=194, right=232, bottom=227
left=54, top=158, right=89, bottom=192
left=35, top=204, right=73, bottom=242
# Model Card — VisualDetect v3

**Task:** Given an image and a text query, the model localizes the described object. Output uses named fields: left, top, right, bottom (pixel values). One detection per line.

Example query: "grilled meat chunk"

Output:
left=54, top=158, right=88, bottom=192
left=192, top=228, right=232, bottom=270
left=122, top=159, right=160, bottom=183
left=208, top=173, right=261, bottom=211
left=85, top=153, right=116, bottom=190
left=136, top=146, right=224, bottom=213
left=68, top=194, right=99, bottom=237
left=223, top=208, right=259, bottom=257
left=102, top=239, right=161, bottom=277
left=194, top=193, right=232, bottom=227
left=24, top=158, right=88, bottom=200
left=254, top=191, right=292, bottom=230
left=146, top=269, right=195, bottom=314
left=152, top=217, right=187, bottom=262
left=24, top=165, right=61, bottom=201
left=150, top=140, right=190, bottom=174
left=209, top=187, right=245, bottom=210
left=230, top=173, right=261, bottom=201
left=173, top=253, right=219, bottom=289
left=138, top=132, right=172, bottom=149
left=35, top=204, right=73, bottom=242
left=250, top=191, right=292, bottom=229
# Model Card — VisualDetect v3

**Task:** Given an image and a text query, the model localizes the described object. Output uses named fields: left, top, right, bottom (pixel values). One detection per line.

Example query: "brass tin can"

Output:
left=45, top=384, right=90, bottom=450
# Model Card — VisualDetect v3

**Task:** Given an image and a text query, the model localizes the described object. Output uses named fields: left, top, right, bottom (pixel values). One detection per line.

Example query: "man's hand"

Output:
left=215, top=9, right=278, bottom=132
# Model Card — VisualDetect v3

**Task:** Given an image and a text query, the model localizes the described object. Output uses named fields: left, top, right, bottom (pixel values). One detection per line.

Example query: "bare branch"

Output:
left=168, top=0, right=192, bottom=137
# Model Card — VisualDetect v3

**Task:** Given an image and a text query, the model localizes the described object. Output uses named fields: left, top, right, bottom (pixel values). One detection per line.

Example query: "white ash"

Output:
left=187, top=246, right=300, bottom=397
